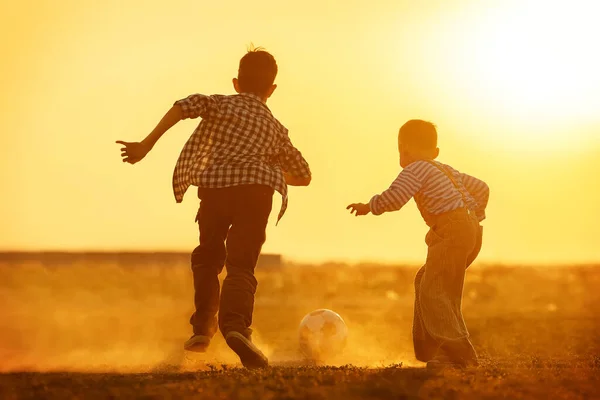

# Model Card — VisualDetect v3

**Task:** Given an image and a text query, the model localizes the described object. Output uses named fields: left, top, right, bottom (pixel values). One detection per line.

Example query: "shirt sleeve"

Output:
left=369, top=169, right=422, bottom=216
left=173, top=94, right=217, bottom=119
left=277, top=134, right=311, bottom=178
left=461, top=173, right=490, bottom=221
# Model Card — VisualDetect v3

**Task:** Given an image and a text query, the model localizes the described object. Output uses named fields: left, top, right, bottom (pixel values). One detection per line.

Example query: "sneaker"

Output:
left=427, top=345, right=479, bottom=370
left=440, top=339, right=479, bottom=368
left=225, top=331, right=269, bottom=369
left=426, top=353, right=460, bottom=370
left=183, top=334, right=211, bottom=352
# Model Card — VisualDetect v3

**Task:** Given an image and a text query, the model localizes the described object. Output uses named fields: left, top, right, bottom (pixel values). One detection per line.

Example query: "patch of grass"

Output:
left=2, top=364, right=599, bottom=400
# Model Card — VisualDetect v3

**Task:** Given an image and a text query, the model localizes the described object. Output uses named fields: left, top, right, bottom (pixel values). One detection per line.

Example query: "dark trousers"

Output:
left=190, top=184, right=273, bottom=338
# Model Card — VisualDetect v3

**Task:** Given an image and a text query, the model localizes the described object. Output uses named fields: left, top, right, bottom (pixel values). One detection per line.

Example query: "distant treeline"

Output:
left=0, top=252, right=283, bottom=268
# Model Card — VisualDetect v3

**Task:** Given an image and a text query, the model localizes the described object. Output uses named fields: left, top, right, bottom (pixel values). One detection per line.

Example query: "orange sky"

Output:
left=2, top=0, right=599, bottom=264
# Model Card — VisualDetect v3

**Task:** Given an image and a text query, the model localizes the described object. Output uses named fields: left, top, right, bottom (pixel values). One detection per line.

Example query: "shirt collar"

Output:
left=240, top=92, right=268, bottom=106
left=239, top=92, right=262, bottom=100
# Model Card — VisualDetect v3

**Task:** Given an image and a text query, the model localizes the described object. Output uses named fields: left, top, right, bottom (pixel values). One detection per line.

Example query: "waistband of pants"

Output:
left=197, top=184, right=274, bottom=199
left=425, top=207, right=471, bottom=228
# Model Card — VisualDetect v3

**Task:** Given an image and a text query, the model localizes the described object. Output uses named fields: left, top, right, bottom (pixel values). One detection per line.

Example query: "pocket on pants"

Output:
left=425, top=224, right=445, bottom=246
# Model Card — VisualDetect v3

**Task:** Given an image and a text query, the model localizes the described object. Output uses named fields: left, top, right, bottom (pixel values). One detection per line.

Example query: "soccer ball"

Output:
left=298, top=309, right=348, bottom=361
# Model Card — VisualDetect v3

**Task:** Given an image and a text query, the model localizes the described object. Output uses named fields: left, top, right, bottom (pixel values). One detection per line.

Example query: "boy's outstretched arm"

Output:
left=348, top=169, right=422, bottom=217
left=117, top=104, right=183, bottom=164
left=283, top=171, right=311, bottom=186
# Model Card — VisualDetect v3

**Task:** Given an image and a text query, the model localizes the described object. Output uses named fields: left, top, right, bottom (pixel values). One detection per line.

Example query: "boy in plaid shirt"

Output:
left=117, top=48, right=311, bottom=369
left=347, top=120, right=489, bottom=369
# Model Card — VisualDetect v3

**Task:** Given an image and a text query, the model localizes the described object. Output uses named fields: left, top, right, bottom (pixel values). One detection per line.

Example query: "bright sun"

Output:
left=445, top=1, right=600, bottom=150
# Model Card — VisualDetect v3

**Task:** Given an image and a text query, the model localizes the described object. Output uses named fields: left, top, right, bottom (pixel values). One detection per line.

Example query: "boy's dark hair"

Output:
left=399, top=119, right=438, bottom=151
left=237, top=46, right=278, bottom=96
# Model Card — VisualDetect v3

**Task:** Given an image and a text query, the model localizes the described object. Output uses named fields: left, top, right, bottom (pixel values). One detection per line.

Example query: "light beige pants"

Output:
left=413, top=208, right=482, bottom=363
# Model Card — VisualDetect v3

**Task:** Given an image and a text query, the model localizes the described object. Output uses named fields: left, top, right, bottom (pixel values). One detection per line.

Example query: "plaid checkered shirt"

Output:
left=172, top=93, right=311, bottom=223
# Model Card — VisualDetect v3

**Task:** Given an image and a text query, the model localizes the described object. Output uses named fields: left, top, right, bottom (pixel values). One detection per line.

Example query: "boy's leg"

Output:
left=219, top=185, right=273, bottom=368
left=187, top=190, right=231, bottom=349
left=412, top=266, right=439, bottom=362
left=219, top=185, right=273, bottom=337
left=435, top=215, right=481, bottom=365
left=418, top=211, right=478, bottom=365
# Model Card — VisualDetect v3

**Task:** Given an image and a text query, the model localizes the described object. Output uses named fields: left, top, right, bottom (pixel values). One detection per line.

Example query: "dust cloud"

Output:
left=3, top=255, right=594, bottom=372
left=0, top=255, right=420, bottom=372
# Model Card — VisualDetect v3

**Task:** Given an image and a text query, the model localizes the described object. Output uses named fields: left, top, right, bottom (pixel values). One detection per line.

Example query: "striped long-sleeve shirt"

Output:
left=369, top=160, right=489, bottom=223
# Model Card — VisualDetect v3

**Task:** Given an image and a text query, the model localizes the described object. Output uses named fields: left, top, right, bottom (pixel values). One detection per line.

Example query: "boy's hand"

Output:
left=283, top=171, right=311, bottom=186
left=116, top=140, right=151, bottom=164
left=346, top=203, right=371, bottom=216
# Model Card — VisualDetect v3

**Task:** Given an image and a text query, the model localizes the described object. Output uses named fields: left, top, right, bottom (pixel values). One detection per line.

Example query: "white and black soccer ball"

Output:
left=298, top=309, right=348, bottom=361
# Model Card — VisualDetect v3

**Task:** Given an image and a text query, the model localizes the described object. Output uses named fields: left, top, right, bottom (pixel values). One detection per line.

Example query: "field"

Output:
left=1, top=253, right=599, bottom=399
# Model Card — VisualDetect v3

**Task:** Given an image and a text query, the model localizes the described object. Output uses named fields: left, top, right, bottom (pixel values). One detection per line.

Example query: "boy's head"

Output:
left=233, top=47, right=278, bottom=101
left=398, top=119, right=439, bottom=168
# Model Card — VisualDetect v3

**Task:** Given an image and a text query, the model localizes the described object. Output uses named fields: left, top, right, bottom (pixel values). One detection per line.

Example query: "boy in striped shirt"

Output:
left=347, top=119, right=489, bottom=369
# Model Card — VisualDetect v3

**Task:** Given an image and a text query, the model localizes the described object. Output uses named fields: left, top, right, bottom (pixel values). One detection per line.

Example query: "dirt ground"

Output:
left=1, top=256, right=599, bottom=399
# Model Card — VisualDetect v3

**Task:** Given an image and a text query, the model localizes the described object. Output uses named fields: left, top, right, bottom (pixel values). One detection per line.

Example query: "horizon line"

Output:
left=0, top=250, right=598, bottom=267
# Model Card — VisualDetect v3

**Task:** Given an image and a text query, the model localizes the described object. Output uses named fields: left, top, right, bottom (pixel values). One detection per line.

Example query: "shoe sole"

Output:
left=183, top=343, right=209, bottom=353
left=225, top=332, right=269, bottom=369
left=183, top=335, right=211, bottom=353
left=426, top=360, right=462, bottom=370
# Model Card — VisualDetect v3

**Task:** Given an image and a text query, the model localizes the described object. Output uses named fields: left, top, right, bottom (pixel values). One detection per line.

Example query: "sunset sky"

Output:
left=2, top=0, right=599, bottom=264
